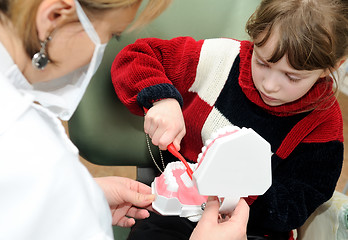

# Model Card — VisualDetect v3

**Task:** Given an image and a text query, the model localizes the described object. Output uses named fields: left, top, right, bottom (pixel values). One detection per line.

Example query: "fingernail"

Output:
left=207, top=196, right=215, bottom=201
left=146, top=194, right=156, bottom=201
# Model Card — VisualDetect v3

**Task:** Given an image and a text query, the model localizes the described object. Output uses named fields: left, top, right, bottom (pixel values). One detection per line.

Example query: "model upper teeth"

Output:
left=197, top=125, right=241, bottom=164
left=162, top=126, right=243, bottom=192
left=163, top=162, right=181, bottom=192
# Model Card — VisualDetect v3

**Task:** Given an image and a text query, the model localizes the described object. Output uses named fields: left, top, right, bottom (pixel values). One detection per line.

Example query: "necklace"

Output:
left=145, top=133, right=165, bottom=173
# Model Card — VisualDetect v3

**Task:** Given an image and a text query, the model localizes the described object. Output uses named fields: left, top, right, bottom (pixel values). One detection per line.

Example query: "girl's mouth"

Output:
left=260, top=91, right=278, bottom=102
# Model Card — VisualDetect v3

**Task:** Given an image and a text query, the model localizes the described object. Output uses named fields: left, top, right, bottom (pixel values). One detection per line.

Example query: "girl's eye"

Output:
left=256, top=59, right=269, bottom=68
left=286, top=74, right=301, bottom=82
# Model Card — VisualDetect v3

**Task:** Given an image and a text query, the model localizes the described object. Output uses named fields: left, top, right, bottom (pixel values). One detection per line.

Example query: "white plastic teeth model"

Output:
left=212, top=125, right=241, bottom=139
left=197, top=125, right=241, bottom=164
left=151, top=161, right=206, bottom=222
left=163, top=162, right=180, bottom=192
left=152, top=124, right=272, bottom=221
left=164, top=161, right=198, bottom=190
left=193, top=125, right=272, bottom=214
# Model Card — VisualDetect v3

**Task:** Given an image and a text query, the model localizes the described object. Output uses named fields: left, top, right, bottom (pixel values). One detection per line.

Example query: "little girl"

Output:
left=111, top=0, right=348, bottom=239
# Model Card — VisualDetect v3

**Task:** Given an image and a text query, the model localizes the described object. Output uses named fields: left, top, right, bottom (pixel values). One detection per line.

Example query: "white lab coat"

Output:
left=0, top=44, right=114, bottom=239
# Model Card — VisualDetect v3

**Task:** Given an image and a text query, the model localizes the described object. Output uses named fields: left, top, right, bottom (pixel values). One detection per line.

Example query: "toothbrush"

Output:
left=167, top=143, right=193, bottom=180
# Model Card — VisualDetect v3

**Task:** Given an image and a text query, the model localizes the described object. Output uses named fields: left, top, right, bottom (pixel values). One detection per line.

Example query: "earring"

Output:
left=31, top=36, right=52, bottom=70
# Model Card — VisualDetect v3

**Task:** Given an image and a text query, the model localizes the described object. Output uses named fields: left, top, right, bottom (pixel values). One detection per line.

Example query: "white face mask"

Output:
left=31, top=0, right=107, bottom=120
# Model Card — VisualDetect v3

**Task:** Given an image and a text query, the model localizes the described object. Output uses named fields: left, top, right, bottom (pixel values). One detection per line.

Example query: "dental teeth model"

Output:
left=151, top=125, right=272, bottom=222
left=151, top=161, right=205, bottom=222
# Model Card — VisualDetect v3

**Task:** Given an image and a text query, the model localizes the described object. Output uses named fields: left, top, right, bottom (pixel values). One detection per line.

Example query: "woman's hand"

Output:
left=95, top=176, right=155, bottom=227
left=144, top=98, right=186, bottom=150
left=190, top=197, right=249, bottom=240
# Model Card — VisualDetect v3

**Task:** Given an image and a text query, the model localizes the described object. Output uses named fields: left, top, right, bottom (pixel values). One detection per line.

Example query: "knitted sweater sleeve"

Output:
left=111, top=37, right=204, bottom=115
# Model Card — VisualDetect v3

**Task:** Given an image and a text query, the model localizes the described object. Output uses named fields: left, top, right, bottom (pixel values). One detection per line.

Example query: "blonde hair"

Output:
left=0, top=0, right=171, bottom=58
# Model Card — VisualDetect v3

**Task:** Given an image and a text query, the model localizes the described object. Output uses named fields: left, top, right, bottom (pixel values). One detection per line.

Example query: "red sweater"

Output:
left=112, top=37, right=344, bottom=238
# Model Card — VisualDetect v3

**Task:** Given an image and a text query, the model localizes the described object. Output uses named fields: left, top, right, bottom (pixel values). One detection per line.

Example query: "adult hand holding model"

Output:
left=95, top=177, right=155, bottom=227
left=190, top=197, right=249, bottom=240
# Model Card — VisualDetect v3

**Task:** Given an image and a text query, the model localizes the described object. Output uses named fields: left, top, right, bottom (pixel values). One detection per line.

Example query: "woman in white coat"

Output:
left=0, top=0, right=169, bottom=239
left=0, top=0, right=249, bottom=239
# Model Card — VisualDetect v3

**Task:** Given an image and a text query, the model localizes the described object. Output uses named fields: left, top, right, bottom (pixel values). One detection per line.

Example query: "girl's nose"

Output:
left=263, top=72, right=281, bottom=93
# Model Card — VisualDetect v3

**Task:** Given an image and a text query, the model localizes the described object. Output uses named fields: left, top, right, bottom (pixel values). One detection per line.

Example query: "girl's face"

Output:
left=251, top=33, right=327, bottom=107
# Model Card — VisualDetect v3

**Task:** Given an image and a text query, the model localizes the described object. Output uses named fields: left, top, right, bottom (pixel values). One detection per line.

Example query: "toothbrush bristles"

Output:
left=167, top=143, right=193, bottom=179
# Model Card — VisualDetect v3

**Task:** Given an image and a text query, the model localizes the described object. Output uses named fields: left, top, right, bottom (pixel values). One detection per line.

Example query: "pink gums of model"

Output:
left=155, top=165, right=208, bottom=205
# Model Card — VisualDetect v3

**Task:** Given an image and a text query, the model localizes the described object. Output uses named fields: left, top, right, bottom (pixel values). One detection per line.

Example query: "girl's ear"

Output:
left=319, top=58, right=347, bottom=78
left=335, top=58, right=347, bottom=70
left=320, top=69, right=332, bottom=78
left=36, top=0, right=77, bottom=41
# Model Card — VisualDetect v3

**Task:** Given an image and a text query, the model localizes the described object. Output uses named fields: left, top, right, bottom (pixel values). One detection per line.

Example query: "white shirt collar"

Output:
left=0, top=41, right=85, bottom=121
left=0, top=42, right=35, bottom=134
left=0, top=42, right=33, bottom=91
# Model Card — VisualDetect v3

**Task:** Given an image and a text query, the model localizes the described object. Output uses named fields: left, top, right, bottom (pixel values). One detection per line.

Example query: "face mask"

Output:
left=31, top=0, right=107, bottom=121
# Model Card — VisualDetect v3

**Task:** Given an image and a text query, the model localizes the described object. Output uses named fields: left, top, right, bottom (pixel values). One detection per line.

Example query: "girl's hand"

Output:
left=95, top=177, right=155, bottom=228
left=190, top=197, right=249, bottom=240
left=144, top=98, right=186, bottom=150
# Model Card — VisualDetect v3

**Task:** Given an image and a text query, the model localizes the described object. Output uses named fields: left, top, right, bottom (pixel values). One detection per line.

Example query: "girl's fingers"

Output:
left=158, top=130, right=181, bottom=150
left=151, top=127, right=168, bottom=149
left=173, top=128, right=186, bottom=151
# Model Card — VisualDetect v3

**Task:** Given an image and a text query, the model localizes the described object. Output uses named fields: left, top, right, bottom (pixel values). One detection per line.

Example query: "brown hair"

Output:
left=246, top=0, right=348, bottom=109
left=246, top=0, right=348, bottom=71
left=0, top=0, right=171, bottom=58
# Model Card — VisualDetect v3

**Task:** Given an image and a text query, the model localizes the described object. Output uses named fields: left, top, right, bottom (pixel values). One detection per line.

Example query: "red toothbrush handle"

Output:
left=167, top=143, right=193, bottom=179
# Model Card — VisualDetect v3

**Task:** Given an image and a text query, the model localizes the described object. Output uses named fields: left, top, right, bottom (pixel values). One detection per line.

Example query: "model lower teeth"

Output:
left=155, top=161, right=209, bottom=205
